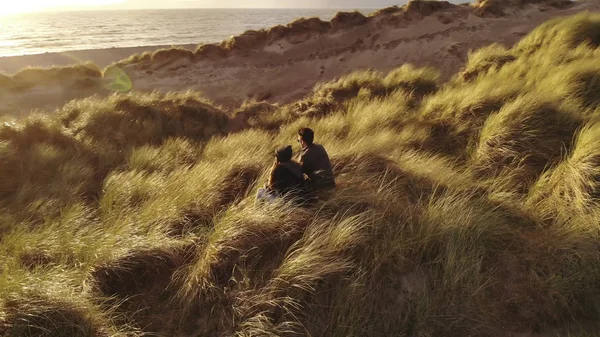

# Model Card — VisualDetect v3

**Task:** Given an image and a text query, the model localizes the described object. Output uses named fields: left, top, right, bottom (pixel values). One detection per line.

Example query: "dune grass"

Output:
left=0, top=63, right=103, bottom=92
left=1, top=12, right=600, bottom=337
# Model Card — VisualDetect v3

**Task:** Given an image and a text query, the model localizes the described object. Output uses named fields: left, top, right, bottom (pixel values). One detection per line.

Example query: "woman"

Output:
left=256, top=145, right=305, bottom=203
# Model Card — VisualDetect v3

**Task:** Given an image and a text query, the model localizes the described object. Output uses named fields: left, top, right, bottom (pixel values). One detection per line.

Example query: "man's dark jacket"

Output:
left=298, top=144, right=335, bottom=190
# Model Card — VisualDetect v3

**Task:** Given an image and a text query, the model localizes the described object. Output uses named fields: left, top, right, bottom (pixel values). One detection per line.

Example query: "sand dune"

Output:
left=0, top=0, right=598, bottom=116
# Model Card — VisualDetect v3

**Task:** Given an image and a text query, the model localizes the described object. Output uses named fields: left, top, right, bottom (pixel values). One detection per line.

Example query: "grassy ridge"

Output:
left=0, top=63, right=102, bottom=92
left=1, top=12, right=600, bottom=337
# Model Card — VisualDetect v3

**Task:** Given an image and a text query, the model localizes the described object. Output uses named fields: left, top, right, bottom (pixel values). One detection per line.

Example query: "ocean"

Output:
left=0, top=9, right=371, bottom=57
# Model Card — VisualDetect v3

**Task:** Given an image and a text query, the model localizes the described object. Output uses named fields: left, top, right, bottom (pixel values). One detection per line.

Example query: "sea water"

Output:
left=0, top=8, right=373, bottom=57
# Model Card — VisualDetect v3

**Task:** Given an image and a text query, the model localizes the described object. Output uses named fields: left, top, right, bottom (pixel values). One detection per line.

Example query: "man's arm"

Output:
left=299, top=151, right=314, bottom=176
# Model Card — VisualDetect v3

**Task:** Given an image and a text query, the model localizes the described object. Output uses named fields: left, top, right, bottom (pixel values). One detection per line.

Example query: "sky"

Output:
left=2, top=0, right=120, bottom=15
left=1, top=0, right=466, bottom=14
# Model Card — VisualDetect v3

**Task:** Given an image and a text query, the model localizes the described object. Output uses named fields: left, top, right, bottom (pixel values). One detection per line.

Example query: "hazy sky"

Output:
left=2, top=0, right=466, bottom=15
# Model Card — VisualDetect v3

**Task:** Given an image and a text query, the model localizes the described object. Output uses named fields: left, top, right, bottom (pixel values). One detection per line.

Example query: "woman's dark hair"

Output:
left=275, top=145, right=293, bottom=162
left=298, top=128, right=314, bottom=145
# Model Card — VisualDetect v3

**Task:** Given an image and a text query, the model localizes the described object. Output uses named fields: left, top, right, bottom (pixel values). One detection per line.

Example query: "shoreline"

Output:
left=0, top=44, right=197, bottom=74
left=0, top=8, right=377, bottom=75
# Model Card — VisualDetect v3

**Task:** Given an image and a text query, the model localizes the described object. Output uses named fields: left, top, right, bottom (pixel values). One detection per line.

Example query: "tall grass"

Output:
left=1, top=12, right=600, bottom=337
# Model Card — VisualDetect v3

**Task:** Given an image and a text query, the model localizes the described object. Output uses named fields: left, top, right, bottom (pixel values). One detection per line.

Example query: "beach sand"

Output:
left=1, top=0, right=598, bottom=117
left=0, top=44, right=197, bottom=74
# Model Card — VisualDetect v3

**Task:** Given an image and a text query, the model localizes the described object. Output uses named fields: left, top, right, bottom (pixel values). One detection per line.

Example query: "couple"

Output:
left=257, top=127, right=335, bottom=203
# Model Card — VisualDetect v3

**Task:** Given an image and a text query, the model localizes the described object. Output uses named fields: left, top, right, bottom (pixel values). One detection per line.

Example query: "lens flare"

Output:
left=103, top=66, right=132, bottom=92
left=51, top=51, right=132, bottom=92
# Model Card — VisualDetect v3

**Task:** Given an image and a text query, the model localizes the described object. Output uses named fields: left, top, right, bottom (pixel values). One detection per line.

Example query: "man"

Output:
left=297, top=128, right=336, bottom=190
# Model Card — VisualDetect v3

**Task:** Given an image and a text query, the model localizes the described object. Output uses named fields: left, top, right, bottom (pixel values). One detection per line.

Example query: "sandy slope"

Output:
left=1, top=0, right=598, bottom=116
left=120, top=0, right=599, bottom=108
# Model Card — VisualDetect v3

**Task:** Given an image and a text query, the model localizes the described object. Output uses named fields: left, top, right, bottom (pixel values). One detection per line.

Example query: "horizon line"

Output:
left=6, top=7, right=386, bottom=15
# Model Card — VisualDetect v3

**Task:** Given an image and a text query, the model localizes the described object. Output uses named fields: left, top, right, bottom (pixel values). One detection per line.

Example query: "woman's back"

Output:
left=269, top=161, right=304, bottom=196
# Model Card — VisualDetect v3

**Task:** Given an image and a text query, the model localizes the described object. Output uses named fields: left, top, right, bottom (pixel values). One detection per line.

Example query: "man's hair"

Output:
left=298, top=128, right=314, bottom=145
